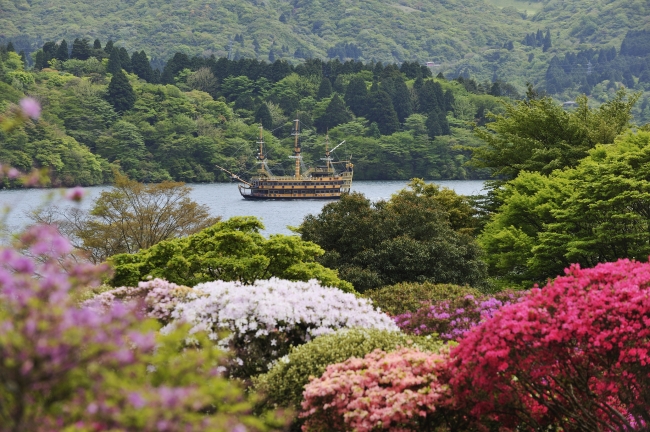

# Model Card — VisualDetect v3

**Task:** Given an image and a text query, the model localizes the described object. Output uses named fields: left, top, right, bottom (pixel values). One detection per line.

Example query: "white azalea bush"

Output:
left=162, top=278, right=398, bottom=377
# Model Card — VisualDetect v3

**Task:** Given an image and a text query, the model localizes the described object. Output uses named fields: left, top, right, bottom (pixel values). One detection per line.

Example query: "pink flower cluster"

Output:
left=300, top=348, right=449, bottom=432
left=86, top=278, right=202, bottom=322
left=394, top=291, right=522, bottom=341
left=0, top=225, right=270, bottom=430
left=446, top=259, right=650, bottom=430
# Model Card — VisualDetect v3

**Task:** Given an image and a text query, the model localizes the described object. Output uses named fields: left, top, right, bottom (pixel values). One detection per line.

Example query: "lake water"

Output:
left=0, top=180, right=486, bottom=236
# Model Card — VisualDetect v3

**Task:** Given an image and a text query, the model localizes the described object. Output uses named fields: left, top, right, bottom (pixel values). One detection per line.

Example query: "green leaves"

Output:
left=109, top=216, right=354, bottom=292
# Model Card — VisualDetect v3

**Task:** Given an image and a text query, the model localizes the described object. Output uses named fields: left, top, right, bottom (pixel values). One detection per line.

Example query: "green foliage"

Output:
left=471, top=89, right=638, bottom=183
left=106, top=68, right=136, bottom=112
left=109, top=216, right=354, bottom=292
left=479, top=130, right=650, bottom=286
left=298, top=179, right=487, bottom=292
left=253, top=329, right=442, bottom=411
left=365, top=282, right=482, bottom=315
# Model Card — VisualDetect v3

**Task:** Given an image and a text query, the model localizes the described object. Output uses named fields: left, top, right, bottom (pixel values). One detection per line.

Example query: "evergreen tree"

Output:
left=268, top=49, right=275, bottom=63
left=315, top=94, right=352, bottom=133
left=444, top=89, right=455, bottom=112
left=70, top=38, right=91, bottom=60
left=107, top=48, right=122, bottom=74
left=34, top=50, right=45, bottom=70
left=19, top=51, right=26, bottom=67
left=418, top=80, right=444, bottom=113
left=6, top=42, right=14, bottom=52
left=543, top=30, right=552, bottom=52
left=425, top=108, right=450, bottom=138
left=254, top=103, right=273, bottom=130
left=56, top=39, right=69, bottom=61
left=93, top=39, right=102, bottom=50
left=106, top=69, right=136, bottom=112
left=161, top=52, right=191, bottom=84
left=317, top=77, right=332, bottom=100
left=131, top=50, right=152, bottom=82
left=42, top=42, right=57, bottom=64
left=390, top=78, right=412, bottom=123
left=0, top=61, right=6, bottom=84
left=344, top=76, right=369, bottom=117
left=366, top=91, right=399, bottom=135
left=118, top=47, right=131, bottom=72
left=104, top=40, right=114, bottom=55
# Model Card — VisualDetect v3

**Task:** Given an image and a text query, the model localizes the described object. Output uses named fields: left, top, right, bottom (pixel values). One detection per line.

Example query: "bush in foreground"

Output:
left=300, top=348, right=450, bottom=432
left=447, top=259, right=650, bottom=430
left=162, top=278, right=398, bottom=377
left=365, top=281, right=481, bottom=315
left=254, top=329, right=443, bottom=412
left=0, top=224, right=283, bottom=431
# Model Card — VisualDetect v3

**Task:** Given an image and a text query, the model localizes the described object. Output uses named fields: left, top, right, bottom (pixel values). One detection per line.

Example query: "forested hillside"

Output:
left=1, top=0, right=649, bottom=101
left=1, top=39, right=515, bottom=186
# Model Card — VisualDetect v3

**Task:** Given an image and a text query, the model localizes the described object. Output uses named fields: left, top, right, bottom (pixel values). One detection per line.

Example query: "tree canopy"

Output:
left=109, top=216, right=354, bottom=292
left=479, top=130, right=650, bottom=287
left=298, top=179, right=487, bottom=292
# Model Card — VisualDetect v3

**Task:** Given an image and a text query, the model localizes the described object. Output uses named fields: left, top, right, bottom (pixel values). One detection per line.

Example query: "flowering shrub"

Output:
left=254, top=329, right=443, bottom=412
left=0, top=224, right=284, bottom=431
left=365, top=281, right=482, bottom=315
left=300, top=348, right=449, bottom=432
left=447, top=259, right=650, bottom=431
left=86, top=278, right=204, bottom=323
left=164, top=278, right=398, bottom=377
left=395, top=291, right=522, bottom=341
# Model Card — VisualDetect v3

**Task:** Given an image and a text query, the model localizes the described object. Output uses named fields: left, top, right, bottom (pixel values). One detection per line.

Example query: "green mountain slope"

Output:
left=0, top=0, right=529, bottom=64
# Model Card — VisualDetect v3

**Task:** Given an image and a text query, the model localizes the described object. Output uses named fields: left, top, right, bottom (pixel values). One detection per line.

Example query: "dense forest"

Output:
left=1, top=0, right=650, bottom=109
left=0, top=38, right=520, bottom=186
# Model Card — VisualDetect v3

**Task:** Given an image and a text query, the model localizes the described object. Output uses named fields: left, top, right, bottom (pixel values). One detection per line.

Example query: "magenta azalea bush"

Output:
left=447, top=259, right=650, bottom=431
left=0, top=224, right=283, bottom=431
left=300, top=348, right=449, bottom=432
left=394, top=291, right=522, bottom=341
left=162, top=278, right=398, bottom=377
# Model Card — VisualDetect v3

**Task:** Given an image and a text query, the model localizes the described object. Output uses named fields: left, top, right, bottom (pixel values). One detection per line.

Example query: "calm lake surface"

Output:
left=0, top=180, right=486, bottom=236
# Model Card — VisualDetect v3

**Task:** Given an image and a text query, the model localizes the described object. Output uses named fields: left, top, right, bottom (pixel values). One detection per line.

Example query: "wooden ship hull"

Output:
left=219, top=119, right=353, bottom=200
left=238, top=172, right=353, bottom=200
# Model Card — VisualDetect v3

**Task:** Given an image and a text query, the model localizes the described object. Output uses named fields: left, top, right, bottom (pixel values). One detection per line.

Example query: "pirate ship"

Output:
left=217, top=119, right=353, bottom=200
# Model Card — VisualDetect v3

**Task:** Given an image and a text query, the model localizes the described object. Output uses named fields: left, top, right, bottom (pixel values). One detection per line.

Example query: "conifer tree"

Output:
left=70, top=38, right=90, bottom=60
left=104, top=40, right=114, bottom=55
left=6, top=42, right=14, bottom=52
left=543, top=29, right=552, bottom=52
left=315, top=94, right=352, bottom=132
left=118, top=47, right=131, bottom=72
left=107, top=48, right=122, bottom=74
left=56, top=39, right=69, bottom=61
left=106, top=68, right=136, bottom=113
left=131, top=50, right=152, bottom=82
left=317, top=77, right=332, bottom=100
left=390, top=78, right=412, bottom=123
left=42, top=42, right=57, bottom=64
left=344, top=76, right=368, bottom=117
left=254, top=103, right=273, bottom=130
left=34, top=50, right=45, bottom=70
left=366, top=91, right=399, bottom=135
left=0, top=60, right=6, bottom=83
left=93, top=39, right=102, bottom=50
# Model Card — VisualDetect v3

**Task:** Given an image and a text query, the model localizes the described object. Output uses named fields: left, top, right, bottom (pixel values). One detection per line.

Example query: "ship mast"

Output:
left=292, top=118, right=301, bottom=178
left=325, top=132, right=331, bottom=173
left=257, top=125, right=266, bottom=176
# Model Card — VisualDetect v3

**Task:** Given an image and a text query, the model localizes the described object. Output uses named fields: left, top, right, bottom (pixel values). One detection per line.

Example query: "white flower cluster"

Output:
left=163, top=278, right=398, bottom=344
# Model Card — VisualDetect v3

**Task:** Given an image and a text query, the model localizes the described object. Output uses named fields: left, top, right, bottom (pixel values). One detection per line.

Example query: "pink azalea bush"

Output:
left=394, top=291, right=522, bottom=341
left=86, top=278, right=203, bottom=323
left=300, top=348, right=450, bottom=432
left=0, top=224, right=283, bottom=431
left=163, top=278, right=398, bottom=377
left=446, top=259, right=650, bottom=431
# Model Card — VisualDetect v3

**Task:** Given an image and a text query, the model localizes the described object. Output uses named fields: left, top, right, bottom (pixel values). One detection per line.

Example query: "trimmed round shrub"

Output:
left=300, top=348, right=449, bottom=432
left=395, top=291, right=523, bottom=341
left=365, top=281, right=481, bottom=315
left=163, top=278, right=398, bottom=377
left=254, top=328, right=442, bottom=411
